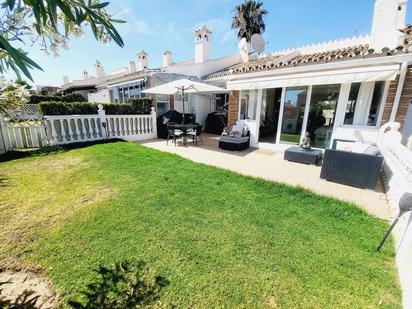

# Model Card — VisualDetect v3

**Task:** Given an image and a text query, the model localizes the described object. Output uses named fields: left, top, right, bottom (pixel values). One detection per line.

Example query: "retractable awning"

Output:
left=226, top=64, right=400, bottom=90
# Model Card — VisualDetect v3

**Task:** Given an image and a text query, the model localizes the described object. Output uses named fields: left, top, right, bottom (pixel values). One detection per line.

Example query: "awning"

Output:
left=226, top=64, right=400, bottom=90
left=108, top=79, right=144, bottom=88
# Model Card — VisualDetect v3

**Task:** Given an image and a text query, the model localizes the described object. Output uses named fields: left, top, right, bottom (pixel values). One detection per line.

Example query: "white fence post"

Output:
left=151, top=106, right=157, bottom=139
left=0, top=115, right=10, bottom=154
left=408, top=134, right=412, bottom=150
left=98, top=104, right=107, bottom=139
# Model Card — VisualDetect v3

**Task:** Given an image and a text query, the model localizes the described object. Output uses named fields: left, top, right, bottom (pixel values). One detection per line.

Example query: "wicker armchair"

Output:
left=320, top=139, right=384, bottom=190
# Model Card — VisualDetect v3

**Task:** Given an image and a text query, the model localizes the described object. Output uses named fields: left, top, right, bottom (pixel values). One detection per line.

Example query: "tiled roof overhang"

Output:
left=204, top=25, right=412, bottom=80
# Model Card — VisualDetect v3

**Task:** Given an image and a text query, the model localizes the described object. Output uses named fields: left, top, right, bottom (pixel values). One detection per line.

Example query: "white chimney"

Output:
left=83, top=70, right=89, bottom=80
left=370, top=0, right=407, bottom=50
left=137, top=50, right=148, bottom=71
left=94, top=60, right=105, bottom=79
left=128, top=61, right=136, bottom=73
left=194, top=26, right=211, bottom=64
left=239, top=39, right=252, bottom=63
left=63, top=76, right=69, bottom=84
left=163, top=50, right=173, bottom=67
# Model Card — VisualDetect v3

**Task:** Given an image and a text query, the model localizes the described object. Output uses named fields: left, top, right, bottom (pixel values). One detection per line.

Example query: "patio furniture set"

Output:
left=167, top=122, right=203, bottom=146
left=215, top=124, right=383, bottom=190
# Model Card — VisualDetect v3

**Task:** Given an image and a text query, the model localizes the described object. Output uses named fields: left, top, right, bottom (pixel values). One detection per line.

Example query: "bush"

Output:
left=39, top=98, right=153, bottom=115
left=29, top=93, right=86, bottom=104
left=39, top=102, right=97, bottom=115
left=128, top=98, right=152, bottom=114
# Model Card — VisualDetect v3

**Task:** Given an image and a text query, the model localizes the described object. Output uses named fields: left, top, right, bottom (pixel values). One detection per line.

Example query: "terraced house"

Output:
left=204, top=0, right=412, bottom=149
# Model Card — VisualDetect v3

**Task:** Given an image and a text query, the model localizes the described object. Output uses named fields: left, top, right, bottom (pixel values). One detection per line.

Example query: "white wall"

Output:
left=167, top=54, right=241, bottom=78
left=88, top=89, right=111, bottom=103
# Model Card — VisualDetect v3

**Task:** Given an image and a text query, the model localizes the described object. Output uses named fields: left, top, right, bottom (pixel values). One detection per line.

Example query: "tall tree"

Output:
left=0, top=0, right=125, bottom=81
left=231, top=0, right=268, bottom=42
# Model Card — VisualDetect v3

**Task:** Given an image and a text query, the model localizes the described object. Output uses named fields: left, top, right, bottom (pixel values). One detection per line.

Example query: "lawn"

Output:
left=0, top=141, right=401, bottom=308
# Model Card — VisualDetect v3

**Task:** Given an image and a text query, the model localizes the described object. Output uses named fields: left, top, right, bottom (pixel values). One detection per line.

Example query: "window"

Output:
left=367, top=81, right=385, bottom=126
left=240, top=90, right=258, bottom=120
left=343, top=83, right=361, bottom=125
left=343, top=81, right=386, bottom=127
left=307, top=84, right=340, bottom=148
left=280, top=87, right=308, bottom=144
left=156, top=95, right=169, bottom=116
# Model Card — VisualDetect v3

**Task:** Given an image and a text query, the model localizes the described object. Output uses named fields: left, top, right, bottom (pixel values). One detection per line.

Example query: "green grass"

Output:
left=280, top=133, right=301, bottom=143
left=0, top=141, right=401, bottom=308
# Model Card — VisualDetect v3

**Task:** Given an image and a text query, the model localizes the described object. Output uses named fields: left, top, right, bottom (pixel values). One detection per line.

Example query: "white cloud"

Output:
left=220, top=30, right=235, bottom=43
left=134, top=20, right=153, bottom=34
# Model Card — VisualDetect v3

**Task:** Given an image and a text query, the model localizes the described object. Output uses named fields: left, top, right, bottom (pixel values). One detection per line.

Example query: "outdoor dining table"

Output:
left=173, top=123, right=199, bottom=145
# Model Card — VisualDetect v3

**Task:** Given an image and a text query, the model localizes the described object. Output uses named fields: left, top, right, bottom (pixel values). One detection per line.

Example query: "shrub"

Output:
left=39, top=98, right=153, bottom=115
left=29, top=93, right=86, bottom=104
left=39, top=102, right=97, bottom=115
left=128, top=98, right=152, bottom=114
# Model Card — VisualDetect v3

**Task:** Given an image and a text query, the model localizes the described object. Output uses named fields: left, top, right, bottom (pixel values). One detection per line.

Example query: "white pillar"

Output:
left=98, top=104, right=107, bottom=139
left=0, top=114, right=9, bottom=153
left=151, top=106, right=157, bottom=138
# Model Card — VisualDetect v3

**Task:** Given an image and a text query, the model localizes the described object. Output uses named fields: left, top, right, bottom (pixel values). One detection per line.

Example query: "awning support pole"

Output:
left=390, top=62, right=408, bottom=122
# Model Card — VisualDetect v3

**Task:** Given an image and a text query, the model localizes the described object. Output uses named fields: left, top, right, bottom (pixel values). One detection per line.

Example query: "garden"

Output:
left=0, top=141, right=401, bottom=308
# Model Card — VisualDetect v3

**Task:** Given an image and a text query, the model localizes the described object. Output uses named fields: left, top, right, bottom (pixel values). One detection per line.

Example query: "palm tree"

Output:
left=231, top=0, right=268, bottom=42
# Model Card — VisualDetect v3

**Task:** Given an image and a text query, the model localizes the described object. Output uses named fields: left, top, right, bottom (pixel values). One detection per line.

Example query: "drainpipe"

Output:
left=390, top=62, right=408, bottom=122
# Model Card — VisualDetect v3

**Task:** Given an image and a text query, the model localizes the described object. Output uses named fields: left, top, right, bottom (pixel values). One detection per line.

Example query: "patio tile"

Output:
left=136, top=134, right=391, bottom=221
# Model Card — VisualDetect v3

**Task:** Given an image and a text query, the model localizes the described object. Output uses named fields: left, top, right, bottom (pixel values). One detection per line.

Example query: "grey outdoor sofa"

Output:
left=320, top=139, right=384, bottom=190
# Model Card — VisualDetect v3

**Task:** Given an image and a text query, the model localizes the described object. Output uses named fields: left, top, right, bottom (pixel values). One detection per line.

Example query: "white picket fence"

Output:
left=0, top=105, right=158, bottom=152
left=377, top=122, right=412, bottom=264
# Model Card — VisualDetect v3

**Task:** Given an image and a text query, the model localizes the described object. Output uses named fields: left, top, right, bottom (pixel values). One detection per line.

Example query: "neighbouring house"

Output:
left=204, top=0, right=412, bottom=148
left=61, top=26, right=238, bottom=126
left=35, top=85, right=61, bottom=95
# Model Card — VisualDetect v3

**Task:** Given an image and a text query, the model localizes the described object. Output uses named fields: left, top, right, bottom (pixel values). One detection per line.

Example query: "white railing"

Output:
left=377, top=122, right=412, bottom=264
left=0, top=115, right=47, bottom=151
left=1, top=105, right=158, bottom=150
left=44, top=114, right=103, bottom=145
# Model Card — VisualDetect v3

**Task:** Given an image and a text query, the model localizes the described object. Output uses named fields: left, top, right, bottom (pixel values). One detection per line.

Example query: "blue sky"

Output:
left=8, top=0, right=412, bottom=86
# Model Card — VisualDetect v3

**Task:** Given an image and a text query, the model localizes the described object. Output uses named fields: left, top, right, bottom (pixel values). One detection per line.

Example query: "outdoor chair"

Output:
left=166, top=122, right=182, bottom=146
left=320, top=139, right=384, bottom=190
left=218, top=123, right=250, bottom=151
left=187, top=123, right=203, bottom=146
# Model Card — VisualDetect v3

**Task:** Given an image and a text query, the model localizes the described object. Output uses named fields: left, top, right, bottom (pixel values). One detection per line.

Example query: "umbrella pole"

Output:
left=182, top=87, right=185, bottom=124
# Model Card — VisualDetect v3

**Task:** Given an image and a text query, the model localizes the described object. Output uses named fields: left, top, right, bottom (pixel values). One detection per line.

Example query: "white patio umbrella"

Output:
left=141, top=78, right=227, bottom=124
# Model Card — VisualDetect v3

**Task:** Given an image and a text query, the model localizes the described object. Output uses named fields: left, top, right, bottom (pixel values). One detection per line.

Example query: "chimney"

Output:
left=83, top=70, right=89, bottom=80
left=94, top=60, right=105, bottom=79
left=128, top=61, right=136, bottom=73
left=63, top=76, right=69, bottom=84
left=137, top=50, right=148, bottom=71
left=194, top=26, right=211, bottom=64
left=238, top=39, right=252, bottom=63
left=370, top=0, right=407, bottom=50
left=163, top=50, right=173, bottom=67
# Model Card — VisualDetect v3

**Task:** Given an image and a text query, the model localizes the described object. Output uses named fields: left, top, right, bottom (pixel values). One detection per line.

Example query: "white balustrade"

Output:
left=1, top=105, right=157, bottom=150
left=378, top=122, right=412, bottom=263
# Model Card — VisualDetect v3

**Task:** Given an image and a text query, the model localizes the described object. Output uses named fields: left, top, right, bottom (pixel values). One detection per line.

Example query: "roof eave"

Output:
left=204, top=53, right=412, bottom=82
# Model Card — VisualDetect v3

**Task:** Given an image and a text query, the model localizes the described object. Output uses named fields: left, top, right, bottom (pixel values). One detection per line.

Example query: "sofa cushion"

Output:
left=364, top=144, right=380, bottom=155
left=336, top=141, right=354, bottom=152
left=352, top=142, right=370, bottom=154
left=219, top=136, right=249, bottom=143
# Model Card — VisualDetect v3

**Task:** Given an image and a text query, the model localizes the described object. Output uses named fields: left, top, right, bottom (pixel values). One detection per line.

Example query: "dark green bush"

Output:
left=29, top=93, right=86, bottom=104
left=128, top=98, right=152, bottom=114
left=39, top=102, right=97, bottom=115
left=39, top=98, right=153, bottom=115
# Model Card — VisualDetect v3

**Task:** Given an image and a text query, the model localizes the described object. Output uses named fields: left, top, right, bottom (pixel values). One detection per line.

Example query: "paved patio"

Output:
left=137, top=133, right=390, bottom=220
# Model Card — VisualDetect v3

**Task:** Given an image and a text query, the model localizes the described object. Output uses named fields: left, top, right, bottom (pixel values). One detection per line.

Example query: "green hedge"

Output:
left=29, top=93, right=87, bottom=104
left=39, top=98, right=153, bottom=115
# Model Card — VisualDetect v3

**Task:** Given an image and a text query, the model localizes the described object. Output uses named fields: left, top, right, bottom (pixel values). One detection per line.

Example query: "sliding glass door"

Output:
left=280, top=87, right=308, bottom=145
left=307, top=84, right=340, bottom=148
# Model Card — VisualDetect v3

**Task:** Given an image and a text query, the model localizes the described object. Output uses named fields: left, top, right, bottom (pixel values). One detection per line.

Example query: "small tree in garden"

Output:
left=0, top=0, right=125, bottom=82
left=0, top=81, right=30, bottom=114
left=231, top=0, right=268, bottom=42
